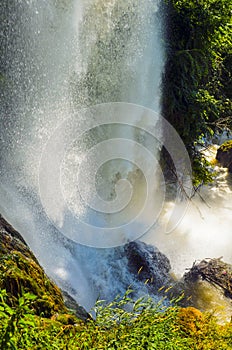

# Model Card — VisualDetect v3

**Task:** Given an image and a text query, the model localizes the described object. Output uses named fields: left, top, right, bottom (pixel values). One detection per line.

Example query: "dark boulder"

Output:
left=124, top=241, right=173, bottom=292
left=216, top=140, right=232, bottom=172
left=62, top=290, right=90, bottom=321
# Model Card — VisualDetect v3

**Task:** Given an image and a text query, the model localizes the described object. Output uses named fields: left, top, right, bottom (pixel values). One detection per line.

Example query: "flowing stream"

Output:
left=1, top=0, right=232, bottom=320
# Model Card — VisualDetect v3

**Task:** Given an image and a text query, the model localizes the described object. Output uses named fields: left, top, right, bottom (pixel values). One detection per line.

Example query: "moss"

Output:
left=0, top=216, right=71, bottom=317
left=178, top=307, right=204, bottom=334
left=0, top=251, right=66, bottom=317
left=0, top=216, right=70, bottom=317
left=216, top=140, right=232, bottom=171
left=51, top=313, right=77, bottom=325
left=0, top=216, right=90, bottom=323
left=177, top=305, right=232, bottom=349
left=218, top=140, right=232, bottom=152
left=0, top=230, right=35, bottom=261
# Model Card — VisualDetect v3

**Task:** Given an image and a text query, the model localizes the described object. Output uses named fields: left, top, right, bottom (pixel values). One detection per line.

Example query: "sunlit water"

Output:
left=1, top=0, right=164, bottom=310
left=1, top=1, right=232, bottom=321
left=144, top=146, right=232, bottom=322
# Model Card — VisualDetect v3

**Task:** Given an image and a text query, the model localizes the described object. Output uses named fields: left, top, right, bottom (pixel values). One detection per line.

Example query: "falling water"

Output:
left=1, top=0, right=232, bottom=320
left=0, top=0, right=165, bottom=309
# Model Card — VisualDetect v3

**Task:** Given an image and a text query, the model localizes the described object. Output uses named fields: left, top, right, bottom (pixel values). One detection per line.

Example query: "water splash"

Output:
left=145, top=146, right=232, bottom=275
left=1, top=1, right=232, bottom=321
left=0, top=0, right=165, bottom=309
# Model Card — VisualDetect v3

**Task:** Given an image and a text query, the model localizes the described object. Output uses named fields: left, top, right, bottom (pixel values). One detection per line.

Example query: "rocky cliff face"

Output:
left=216, top=140, right=232, bottom=172
left=0, top=215, right=89, bottom=320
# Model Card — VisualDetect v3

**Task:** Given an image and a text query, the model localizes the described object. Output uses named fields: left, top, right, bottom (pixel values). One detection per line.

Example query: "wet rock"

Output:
left=0, top=214, right=88, bottom=320
left=216, top=140, right=232, bottom=172
left=62, top=290, right=91, bottom=321
left=0, top=214, right=38, bottom=262
left=184, top=257, right=232, bottom=299
left=124, top=241, right=173, bottom=292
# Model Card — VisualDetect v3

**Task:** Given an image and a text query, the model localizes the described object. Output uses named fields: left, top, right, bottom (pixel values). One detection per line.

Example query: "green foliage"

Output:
left=0, top=252, right=66, bottom=317
left=0, top=290, right=37, bottom=349
left=0, top=289, right=231, bottom=349
left=162, top=0, right=232, bottom=185
left=192, top=155, right=215, bottom=187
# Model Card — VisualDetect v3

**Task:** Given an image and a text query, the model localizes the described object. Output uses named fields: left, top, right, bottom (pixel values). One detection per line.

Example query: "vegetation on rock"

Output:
left=0, top=215, right=68, bottom=317
left=1, top=215, right=232, bottom=348
left=162, top=0, right=232, bottom=186
left=0, top=1, right=232, bottom=348
left=184, top=258, right=232, bottom=299
left=216, top=140, right=232, bottom=171
left=0, top=215, right=88, bottom=321
left=0, top=289, right=232, bottom=349
left=218, top=140, right=232, bottom=153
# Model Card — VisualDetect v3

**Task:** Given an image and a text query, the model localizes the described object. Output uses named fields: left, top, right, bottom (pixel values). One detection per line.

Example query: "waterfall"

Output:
left=0, top=0, right=166, bottom=309
left=1, top=0, right=231, bottom=318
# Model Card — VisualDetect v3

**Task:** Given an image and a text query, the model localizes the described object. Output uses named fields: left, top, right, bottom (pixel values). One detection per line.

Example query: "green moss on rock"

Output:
left=0, top=215, right=90, bottom=321
left=0, top=251, right=66, bottom=317
left=0, top=215, right=69, bottom=317
left=218, top=140, right=232, bottom=152
left=216, top=140, right=232, bottom=172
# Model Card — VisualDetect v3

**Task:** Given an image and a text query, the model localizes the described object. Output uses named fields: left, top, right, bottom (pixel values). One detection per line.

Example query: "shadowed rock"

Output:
left=124, top=241, right=173, bottom=292
left=216, top=140, right=232, bottom=172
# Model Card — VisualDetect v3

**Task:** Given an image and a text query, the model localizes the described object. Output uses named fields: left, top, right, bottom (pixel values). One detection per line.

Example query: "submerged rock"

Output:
left=124, top=241, right=173, bottom=292
left=216, top=140, right=232, bottom=172
left=0, top=214, right=89, bottom=320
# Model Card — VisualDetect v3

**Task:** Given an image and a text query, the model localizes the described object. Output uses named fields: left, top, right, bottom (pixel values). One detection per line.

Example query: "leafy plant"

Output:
left=162, top=0, right=232, bottom=186
left=0, top=289, right=37, bottom=349
left=0, top=288, right=232, bottom=349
